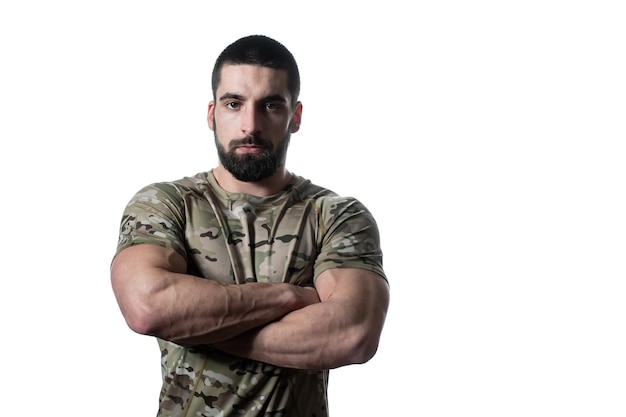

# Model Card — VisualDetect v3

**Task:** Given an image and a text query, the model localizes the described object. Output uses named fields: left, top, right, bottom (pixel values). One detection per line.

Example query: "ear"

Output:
left=207, top=101, right=215, bottom=131
left=290, top=101, right=303, bottom=133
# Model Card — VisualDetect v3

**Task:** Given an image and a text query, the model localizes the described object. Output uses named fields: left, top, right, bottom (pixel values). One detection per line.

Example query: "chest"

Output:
left=184, top=198, right=319, bottom=285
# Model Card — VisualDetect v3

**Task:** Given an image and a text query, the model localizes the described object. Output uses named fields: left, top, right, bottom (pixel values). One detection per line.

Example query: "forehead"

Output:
left=217, top=64, right=290, bottom=100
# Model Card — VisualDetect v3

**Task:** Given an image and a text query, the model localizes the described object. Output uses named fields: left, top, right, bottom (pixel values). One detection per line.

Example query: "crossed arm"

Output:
left=111, top=244, right=390, bottom=370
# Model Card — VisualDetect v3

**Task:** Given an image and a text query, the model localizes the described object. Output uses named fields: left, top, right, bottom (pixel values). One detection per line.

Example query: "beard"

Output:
left=215, top=132, right=291, bottom=182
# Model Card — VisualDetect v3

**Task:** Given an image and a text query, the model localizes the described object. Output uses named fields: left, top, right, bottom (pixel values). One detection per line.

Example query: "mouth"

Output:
left=236, top=144, right=265, bottom=154
left=229, top=135, right=273, bottom=154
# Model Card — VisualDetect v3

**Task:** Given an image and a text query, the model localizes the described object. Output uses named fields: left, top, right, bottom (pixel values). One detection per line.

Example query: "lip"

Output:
left=236, top=145, right=263, bottom=153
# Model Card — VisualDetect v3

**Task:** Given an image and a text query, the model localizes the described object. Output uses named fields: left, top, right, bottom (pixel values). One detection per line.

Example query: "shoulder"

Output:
left=290, top=176, right=378, bottom=232
left=289, top=175, right=337, bottom=200
left=127, top=172, right=211, bottom=207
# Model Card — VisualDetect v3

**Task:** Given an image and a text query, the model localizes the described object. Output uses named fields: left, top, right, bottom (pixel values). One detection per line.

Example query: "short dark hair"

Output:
left=211, top=35, right=300, bottom=102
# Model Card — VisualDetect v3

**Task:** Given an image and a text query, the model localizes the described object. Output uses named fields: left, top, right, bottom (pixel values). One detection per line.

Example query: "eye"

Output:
left=265, top=102, right=282, bottom=111
left=225, top=101, right=240, bottom=110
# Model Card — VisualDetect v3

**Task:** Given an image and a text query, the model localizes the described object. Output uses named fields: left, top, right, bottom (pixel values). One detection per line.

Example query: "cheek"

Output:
left=213, top=111, right=240, bottom=130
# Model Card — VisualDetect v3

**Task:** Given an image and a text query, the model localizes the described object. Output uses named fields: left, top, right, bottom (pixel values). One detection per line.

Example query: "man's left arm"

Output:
left=213, top=267, right=390, bottom=369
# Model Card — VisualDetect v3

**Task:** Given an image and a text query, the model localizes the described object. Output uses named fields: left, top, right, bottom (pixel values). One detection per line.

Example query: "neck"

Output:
left=212, top=165, right=292, bottom=196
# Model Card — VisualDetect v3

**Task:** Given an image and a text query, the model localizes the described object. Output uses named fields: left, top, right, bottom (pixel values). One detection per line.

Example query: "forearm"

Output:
left=111, top=245, right=319, bottom=345
left=155, top=276, right=311, bottom=346
left=214, top=269, right=389, bottom=370
left=214, top=302, right=376, bottom=369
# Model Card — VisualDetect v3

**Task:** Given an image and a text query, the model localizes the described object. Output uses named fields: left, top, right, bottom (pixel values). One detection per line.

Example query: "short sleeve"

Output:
left=314, top=196, right=386, bottom=282
left=115, top=182, right=188, bottom=260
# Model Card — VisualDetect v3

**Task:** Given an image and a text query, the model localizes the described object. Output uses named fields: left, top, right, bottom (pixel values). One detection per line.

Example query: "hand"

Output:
left=296, top=285, right=321, bottom=307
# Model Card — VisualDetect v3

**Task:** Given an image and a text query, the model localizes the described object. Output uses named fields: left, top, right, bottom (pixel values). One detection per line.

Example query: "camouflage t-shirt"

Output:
left=115, top=170, right=386, bottom=417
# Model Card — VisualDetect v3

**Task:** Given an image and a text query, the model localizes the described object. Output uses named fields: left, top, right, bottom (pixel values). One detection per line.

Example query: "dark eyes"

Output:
left=224, top=102, right=283, bottom=111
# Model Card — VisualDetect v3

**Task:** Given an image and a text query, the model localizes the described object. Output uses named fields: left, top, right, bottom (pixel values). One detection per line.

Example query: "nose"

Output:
left=241, top=105, right=261, bottom=136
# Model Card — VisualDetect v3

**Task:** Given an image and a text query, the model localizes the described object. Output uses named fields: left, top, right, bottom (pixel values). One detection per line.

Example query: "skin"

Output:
left=111, top=64, right=390, bottom=370
left=209, top=64, right=300, bottom=196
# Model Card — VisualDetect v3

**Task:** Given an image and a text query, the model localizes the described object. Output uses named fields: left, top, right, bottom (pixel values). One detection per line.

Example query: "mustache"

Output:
left=229, top=136, right=273, bottom=150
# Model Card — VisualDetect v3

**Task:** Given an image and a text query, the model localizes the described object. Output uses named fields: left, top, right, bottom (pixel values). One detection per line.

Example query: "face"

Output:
left=208, top=64, right=302, bottom=182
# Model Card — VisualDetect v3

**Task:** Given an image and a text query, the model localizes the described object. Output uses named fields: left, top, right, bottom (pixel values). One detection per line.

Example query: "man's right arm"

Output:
left=110, top=244, right=320, bottom=346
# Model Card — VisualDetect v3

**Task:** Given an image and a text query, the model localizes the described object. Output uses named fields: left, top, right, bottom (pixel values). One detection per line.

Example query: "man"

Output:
left=111, top=34, right=389, bottom=417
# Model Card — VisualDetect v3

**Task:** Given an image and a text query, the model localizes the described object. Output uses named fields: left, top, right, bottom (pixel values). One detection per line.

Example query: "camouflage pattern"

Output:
left=115, top=171, right=386, bottom=417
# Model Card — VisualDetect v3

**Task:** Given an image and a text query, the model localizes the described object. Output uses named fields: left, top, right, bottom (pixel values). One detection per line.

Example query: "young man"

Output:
left=111, top=34, right=389, bottom=417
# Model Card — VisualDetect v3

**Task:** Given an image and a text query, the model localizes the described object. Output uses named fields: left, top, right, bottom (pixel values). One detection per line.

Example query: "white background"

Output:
left=1, top=1, right=625, bottom=416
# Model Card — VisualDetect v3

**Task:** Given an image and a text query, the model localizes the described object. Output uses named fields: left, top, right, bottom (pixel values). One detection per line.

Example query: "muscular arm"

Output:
left=213, top=268, right=390, bottom=370
left=110, top=244, right=320, bottom=345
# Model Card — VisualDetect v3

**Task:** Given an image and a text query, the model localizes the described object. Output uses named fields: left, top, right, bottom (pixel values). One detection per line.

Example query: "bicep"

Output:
left=315, top=268, right=389, bottom=323
left=112, top=244, right=187, bottom=276
left=110, top=245, right=187, bottom=326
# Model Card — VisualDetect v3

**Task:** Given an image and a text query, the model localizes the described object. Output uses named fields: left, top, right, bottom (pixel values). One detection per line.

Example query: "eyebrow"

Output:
left=218, top=93, right=288, bottom=103
left=218, top=93, right=245, bottom=102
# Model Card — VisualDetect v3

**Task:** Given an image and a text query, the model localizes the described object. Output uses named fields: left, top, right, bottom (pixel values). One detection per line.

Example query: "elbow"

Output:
left=348, top=333, right=380, bottom=365
left=328, top=328, right=381, bottom=369
left=111, top=268, right=168, bottom=337
left=341, top=310, right=387, bottom=366
left=123, top=302, right=161, bottom=336
left=113, top=285, right=165, bottom=337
